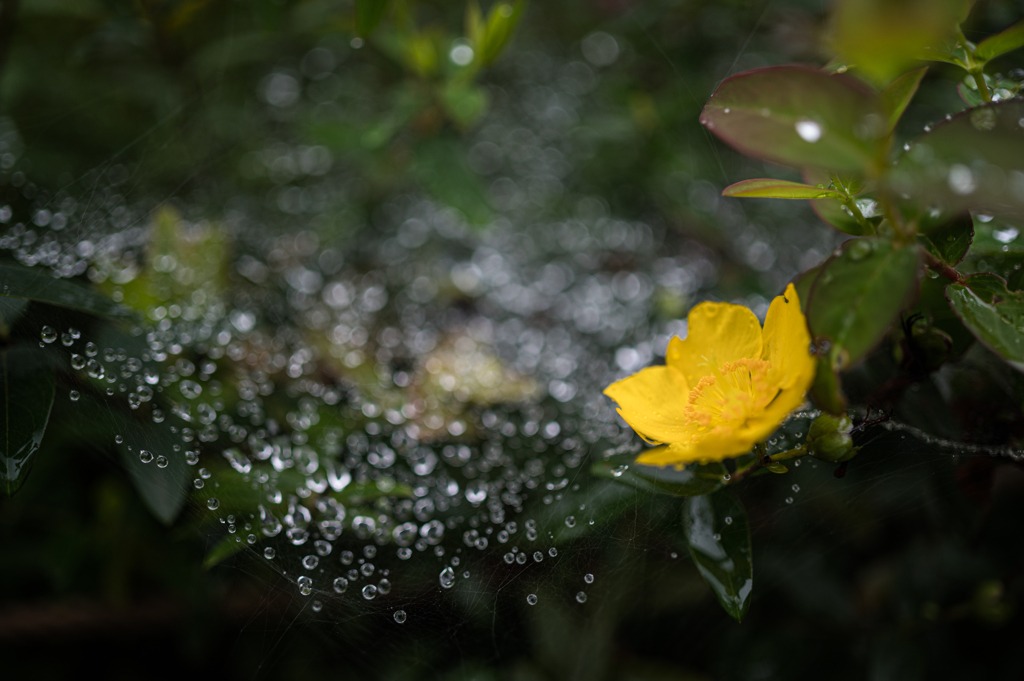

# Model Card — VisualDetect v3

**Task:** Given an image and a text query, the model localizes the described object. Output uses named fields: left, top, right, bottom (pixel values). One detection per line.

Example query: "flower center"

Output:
left=684, top=357, right=775, bottom=433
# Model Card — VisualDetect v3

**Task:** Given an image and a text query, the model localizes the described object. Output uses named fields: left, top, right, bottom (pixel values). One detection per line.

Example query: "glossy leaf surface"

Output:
left=0, top=263, right=134, bottom=320
left=722, top=178, right=844, bottom=200
left=918, top=213, right=974, bottom=265
left=890, top=102, right=1024, bottom=217
left=700, top=66, right=883, bottom=173
left=1, top=348, right=55, bottom=496
left=802, top=168, right=874, bottom=235
left=807, top=239, right=921, bottom=369
left=682, top=491, right=752, bottom=622
left=976, top=18, right=1024, bottom=61
left=946, top=274, right=1024, bottom=372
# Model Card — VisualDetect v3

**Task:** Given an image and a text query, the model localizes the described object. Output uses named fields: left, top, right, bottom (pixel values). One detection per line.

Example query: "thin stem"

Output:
left=727, top=444, right=808, bottom=484
left=829, top=172, right=873, bottom=234
left=923, top=251, right=966, bottom=284
left=972, top=71, right=993, bottom=102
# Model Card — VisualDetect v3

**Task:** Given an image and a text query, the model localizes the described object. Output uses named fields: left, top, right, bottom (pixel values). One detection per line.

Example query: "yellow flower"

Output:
left=603, top=283, right=815, bottom=467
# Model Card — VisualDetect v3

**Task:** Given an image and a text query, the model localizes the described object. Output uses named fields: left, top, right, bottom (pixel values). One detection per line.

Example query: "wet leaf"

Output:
left=109, top=409, right=191, bottom=525
left=829, top=0, right=963, bottom=84
left=700, top=66, right=884, bottom=174
left=946, top=274, right=1024, bottom=372
left=802, top=168, right=875, bottom=235
left=957, top=81, right=985, bottom=108
left=204, top=534, right=250, bottom=569
left=970, top=214, right=1024, bottom=255
left=0, top=263, right=134, bottom=320
left=682, top=491, right=752, bottom=622
left=721, top=178, right=844, bottom=200
left=356, top=0, right=390, bottom=37
left=807, top=238, right=921, bottom=369
left=0, top=348, right=56, bottom=496
left=889, top=101, right=1024, bottom=217
left=592, top=457, right=724, bottom=498
left=881, top=68, right=927, bottom=134
left=976, top=18, right=1024, bottom=62
left=918, top=213, right=973, bottom=265
left=792, top=265, right=822, bottom=312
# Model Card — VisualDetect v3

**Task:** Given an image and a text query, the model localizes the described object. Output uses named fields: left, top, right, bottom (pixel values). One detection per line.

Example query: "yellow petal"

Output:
left=761, top=283, right=815, bottom=391
left=636, top=443, right=701, bottom=466
left=667, top=301, right=763, bottom=386
left=733, top=384, right=808, bottom=444
left=603, top=365, right=690, bottom=444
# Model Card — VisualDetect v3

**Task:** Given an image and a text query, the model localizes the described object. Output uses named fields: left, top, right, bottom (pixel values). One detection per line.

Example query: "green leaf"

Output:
left=355, top=0, right=390, bottom=37
left=792, top=265, right=822, bottom=312
left=0, top=348, right=55, bottom=496
left=110, top=411, right=191, bottom=525
left=970, top=215, right=1024, bottom=255
left=880, top=67, right=927, bottom=134
left=700, top=66, right=884, bottom=173
left=976, top=18, right=1024, bottom=62
left=479, top=0, right=527, bottom=65
left=807, top=238, right=922, bottom=370
left=946, top=274, right=1024, bottom=372
left=957, top=81, right=985, bottom=107
left=682, top=491, right=753, bottom=622
left=918, top=213, right=973, bottom=265
left=889, top=101, right=1024, bottom=217
left=204, top=534, right=249, bottom=569
left=592, top=457, right=724, bottom=498
left=721, top=178, right=844, bottom=200
left=802, top=169, right=875, bottom=236
left=829, top=0, right=964, bottom=84
left=0, top=263, right=135, bottom=320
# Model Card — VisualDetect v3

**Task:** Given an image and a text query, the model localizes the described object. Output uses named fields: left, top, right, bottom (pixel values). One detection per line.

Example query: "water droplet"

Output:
left=795, top=118, right=823, bottom=143
left=397, top=547, right=412, bottom=560
left=565, top=515, right=576, bottom=527
left=713, top=533, right=722, bottom=541
left=70, top=354, right=85, bottom=370
left=333, top=577, right=349, bottom=593
left=847, top=239, right=874, bottom=261
left=526, top=594, right=538, bottom=605
left=298, top=576, right=313, bottom=596
left=791, top=484, right=800, bottom=493
left=362, top=584, right=378, bottom=600
left=69, top=390, right=80, bottom=402
left=378, top=578, right=392, bottom=595
left=139, top=449, right=154, bottom=463
left=264, top=547, right=276, bottom=559
left=584, top=573, right=594, bottom=584
left=548, top=547, right=558, bottom=557
left=302, top=555, right=319, bottom=570
left=576, top=591, right=588, bottom=603
left=439, top=566, right=456, bottom=589
left=311, top=600, right=322, bottom=612
left=724, top=516, right=733, bottom=525
left=533, top=551, right=544, bottom=562
left=155, top=455, right=168, bottom=468
left=207, top=498, right=220, bottom=510
left=785, top=497, right=794, bottom=505
left=948, top=164, right=977, bottom=195
left=394, top=609, right=407, bottom=623
left=40, top=326, right=56, bottom=343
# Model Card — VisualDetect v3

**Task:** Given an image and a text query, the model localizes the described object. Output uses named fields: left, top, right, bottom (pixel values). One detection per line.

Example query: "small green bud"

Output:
left=807, top=413, right=859, bottom=463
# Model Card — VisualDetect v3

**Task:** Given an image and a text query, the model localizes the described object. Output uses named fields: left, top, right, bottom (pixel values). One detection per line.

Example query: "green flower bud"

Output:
left=807, top=413, right=859, bottom=463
